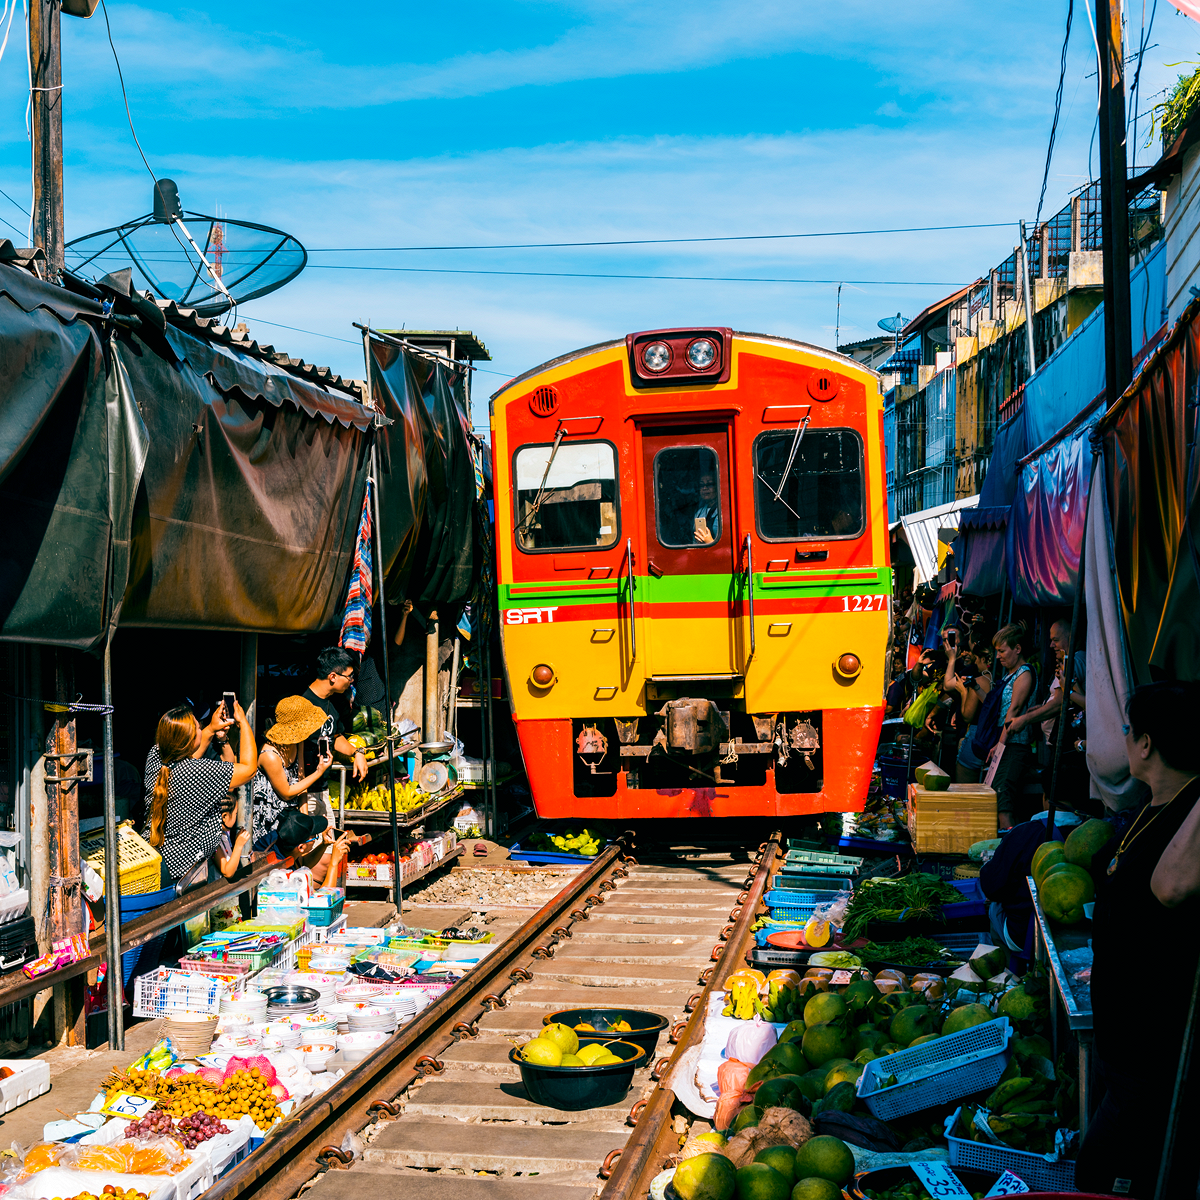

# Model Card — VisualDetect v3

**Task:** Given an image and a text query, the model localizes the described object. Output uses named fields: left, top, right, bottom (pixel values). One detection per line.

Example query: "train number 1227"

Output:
left=842, top=595, right=887, bottom=611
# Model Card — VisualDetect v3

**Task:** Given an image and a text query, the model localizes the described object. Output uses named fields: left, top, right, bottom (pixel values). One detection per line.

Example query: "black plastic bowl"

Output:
left=849, top=1165, right=1002, bottom=1199
left=510, top=1039, right=648, bottom=1111
left=543, top=1007, right=670, bottom=1058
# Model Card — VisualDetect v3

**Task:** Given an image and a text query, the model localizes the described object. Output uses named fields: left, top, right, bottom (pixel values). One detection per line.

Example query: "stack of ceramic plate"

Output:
left=212, top=1028, right=262, bottom=1052
left=336, top=981, right=386, bottom=1003
left=346, top=1004, right=397, bottom=1034
left=336, top=1030, right=389, bottom=1063
left=262, top=1021, right=303, bottom=1048
left=300, top=1036, right=336, bottom=1071
left=294, top=1011, right=338, bottom=1035
left=285, top=972, right=340, bottom=1007
left=309, top=948, right=354, bottom=972
left=326, top=1002, right=356, bottom=1034
left=165, top=1012, right=219, bottom=1058
left=221, top=989, right=268, bottom=1025
left=372, top=991, right=420, bottom=1025
left=265, top=985, right=319, bottom=1021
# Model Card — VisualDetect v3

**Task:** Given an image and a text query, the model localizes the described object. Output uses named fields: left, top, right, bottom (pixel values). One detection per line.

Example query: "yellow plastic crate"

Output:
left=80, top=822, right=162, bottom=895
left=907, top=784, right=997, bottom=854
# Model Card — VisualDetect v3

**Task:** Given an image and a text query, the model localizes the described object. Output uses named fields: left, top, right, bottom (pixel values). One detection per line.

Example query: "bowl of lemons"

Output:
left=510, top=1022, right=648, bottom=1110
left=543, top=1007, right=669, bottom=1058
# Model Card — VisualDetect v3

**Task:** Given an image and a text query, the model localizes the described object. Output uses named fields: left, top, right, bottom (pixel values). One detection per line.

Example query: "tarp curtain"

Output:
left=956, top=506, right=1008, bottom=597
left=1099, top=300, right=1200, bottom=681
left=0, top=266, right=148, bottom=646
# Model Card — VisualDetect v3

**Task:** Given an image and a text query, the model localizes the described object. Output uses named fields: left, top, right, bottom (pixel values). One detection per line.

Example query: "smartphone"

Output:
left=222, top=691, right=237, bottom=720
left=318, top=735, right=332, bottom=759
left=945, top=629, right=957, bottom=647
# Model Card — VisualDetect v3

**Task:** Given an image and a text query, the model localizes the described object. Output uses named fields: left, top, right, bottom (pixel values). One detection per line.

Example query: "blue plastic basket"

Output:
left=856, top=1017, right=1012, bottom=1120
left=118, top=885, right=176, bottom=987
left=943, top=877, right=987, bottom=919
left=772, top=875, right=850, bottom=894
left=508, top=843, right=601, bottom=865
left=945, top=1107, right=1076, bottom=1192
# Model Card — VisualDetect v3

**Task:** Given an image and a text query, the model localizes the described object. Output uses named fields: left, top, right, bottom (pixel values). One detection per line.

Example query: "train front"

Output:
left=490, top=328, right=890, bottom=820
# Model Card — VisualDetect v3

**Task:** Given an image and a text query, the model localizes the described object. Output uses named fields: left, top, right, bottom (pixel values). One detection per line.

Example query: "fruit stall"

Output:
left=659, top=834, right=1100, bottom=1199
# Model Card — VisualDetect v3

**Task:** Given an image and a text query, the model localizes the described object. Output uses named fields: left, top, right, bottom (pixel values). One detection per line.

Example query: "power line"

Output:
left=303, top=222, right=1016, bottom=254
left=99, top=1, right=158, bottom=190
left=0, top=184, right=28, bottom=217
left=0, top=211, right=27, bottom=240
left=1036, top=0, right=1075, bottom=229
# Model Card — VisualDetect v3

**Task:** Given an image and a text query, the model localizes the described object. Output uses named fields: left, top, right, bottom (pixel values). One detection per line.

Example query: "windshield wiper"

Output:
left=516, top=425, right=566, bottom=537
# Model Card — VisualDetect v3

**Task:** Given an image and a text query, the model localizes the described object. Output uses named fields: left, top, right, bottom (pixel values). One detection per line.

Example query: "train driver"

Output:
left=693, top=472, right=720, bottom=544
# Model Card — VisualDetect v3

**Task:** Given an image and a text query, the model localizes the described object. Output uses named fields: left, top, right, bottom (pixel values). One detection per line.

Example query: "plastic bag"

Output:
left=811, top=891, right=851, bottom=930
left=130, top=1039, right=177, bottom=1074
left=13, top=1143, right=64, bottom=1177
left=119, top=1137, right=190, bottom=1176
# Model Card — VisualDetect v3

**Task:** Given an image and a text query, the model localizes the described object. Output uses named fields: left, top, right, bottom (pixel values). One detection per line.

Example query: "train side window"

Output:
left=654, top=447, right=721, bottom=548
left=753, top=428, right=864, bottom=540
left=513, top=440, right=619, bottom=552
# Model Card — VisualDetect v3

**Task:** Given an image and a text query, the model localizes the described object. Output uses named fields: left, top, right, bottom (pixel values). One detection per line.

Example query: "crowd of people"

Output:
left=142, top=647, right=366, bottom=893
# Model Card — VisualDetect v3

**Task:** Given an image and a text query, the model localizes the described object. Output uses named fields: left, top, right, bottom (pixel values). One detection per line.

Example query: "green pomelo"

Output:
left=796, top=1069, right=829, bottom=1102
left=823, top=1060, right=863, bottom=1091
left=855, top=1027, right=890, bottom=1054
left=540, top=1022, right=580, bottom=1054
left=853, top=1048, right=881, bottom=1065
left=802, top=1023, right=851, bottom=1068
left=673, top=1152, right=738, bottom=1200
left=803, top=992, right=847, bottom=1027
left=997, top=984, right=1039, bottom=1022
left=521, top=1038, right=563, bottom=1066
left=746, top=1041, right=806, bottom=1086
left=778, top=1020, right=807, bottom=1045
left=1014, top=1034, right=1052, bottom=1059
left=1031, top=844, right=1066, bottom=886
left=754, top=1075, right=807, bottom=1114
left=1064, top=818, right=1115, bottom=870
left=812, top=1081, right=855, bottom=1115
left=693, top=1132, right=728, bottom=1149
left=734, top=1163, right=791, bottom=1200
left=907, top=1034, right=939, bottom=1047
left=789, top=1180, right=843, bottom=1200
left=889, top=1004, right=937, bottom=1046
left=753, top=1145, right=796, bottom=1186
left=843, top=978, right=880, bottom=1011
left=792, top=1135, right=855, bottom=1185
left=942, top=1003, right=994, bottom=1035
left=731, top=1106, right=761, bottom=1133
left=817, top=1057, right=854, bottom=1080
left=1040, top=863, right=1095, bottom=924
left=880, top=1043, right=901, bottom=1054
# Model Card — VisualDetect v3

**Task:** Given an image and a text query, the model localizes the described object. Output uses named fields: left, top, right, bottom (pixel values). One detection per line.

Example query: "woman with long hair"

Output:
left=143, top=702, right=257, bottom=886
left=986, top=621, right=1036, bottom=828
left=250, top=696, right=333, bottom=849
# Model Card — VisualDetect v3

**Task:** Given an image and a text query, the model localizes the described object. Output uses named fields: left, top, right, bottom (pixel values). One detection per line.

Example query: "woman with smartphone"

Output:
left=251, top=696, right=335, bottom=850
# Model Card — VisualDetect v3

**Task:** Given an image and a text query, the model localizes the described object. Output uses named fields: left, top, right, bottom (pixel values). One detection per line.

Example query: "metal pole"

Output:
left=483, top=635, right=495, bottom=839
left=28, top=0, right=63, bottom=276
left=447, top=638, right=461, bottom=744
left=1096, top=0, right=1133, bottom=407
left=424, top=611, right=440, bottom=746
left=102, top=633, right=123, bottom=1050
left=361, top=327, right=404, bottom=913
left=1019, top=221, right=1038, bottom=378
left=238, top=635, right=257, bottom=866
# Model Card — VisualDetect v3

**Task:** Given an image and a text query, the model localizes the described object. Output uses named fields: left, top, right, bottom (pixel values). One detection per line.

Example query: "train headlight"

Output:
left=835, top=653, right=862, bottom=679
left=642, top=341, right=672, bottom=373
left=685, top=338, right=717, bottom=370
left=530, top=663, right=556, bottom=688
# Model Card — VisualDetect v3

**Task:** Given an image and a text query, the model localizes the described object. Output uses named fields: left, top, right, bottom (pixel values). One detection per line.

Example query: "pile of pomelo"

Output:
left=673, top=1136, right=855, bottom=1200
left=1032, top=817, right=1113, bottom=924
left=518, top=1022, right=625, bottom=1067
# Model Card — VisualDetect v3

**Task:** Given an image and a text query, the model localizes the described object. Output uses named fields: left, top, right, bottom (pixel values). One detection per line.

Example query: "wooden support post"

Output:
left=28, top=0, right=63, bottom=275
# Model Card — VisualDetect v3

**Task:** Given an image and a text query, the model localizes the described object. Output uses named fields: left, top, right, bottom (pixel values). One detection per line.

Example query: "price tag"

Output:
left=102, top=1090, right=159, bottom=1119
left=911, top=1163, right=972, bottom=1198
left=830, top=969, right=854, bottom=985
left=984, top=1170, right=1030, bottom=1196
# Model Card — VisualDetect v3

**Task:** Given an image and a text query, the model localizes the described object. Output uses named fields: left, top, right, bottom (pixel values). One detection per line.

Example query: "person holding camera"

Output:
left=250, top=696, right=335, bottom=850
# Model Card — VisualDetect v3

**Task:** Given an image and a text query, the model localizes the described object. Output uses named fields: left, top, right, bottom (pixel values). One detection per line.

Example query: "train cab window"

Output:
left=753, top=428, right=864, bottom=540
left=513, top=440, right=619, bottom=552
left=654, top=447, right=722, bottom=547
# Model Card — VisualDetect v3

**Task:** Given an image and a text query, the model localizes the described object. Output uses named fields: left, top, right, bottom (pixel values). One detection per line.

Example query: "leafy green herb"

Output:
left=842, top=874, right=961, bottom=940
left=859, top=935, right=963, bottom=967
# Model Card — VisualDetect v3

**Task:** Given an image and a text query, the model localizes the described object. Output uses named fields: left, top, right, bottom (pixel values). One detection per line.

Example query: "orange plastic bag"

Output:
left=119, top=1137, right=189, bottom=1175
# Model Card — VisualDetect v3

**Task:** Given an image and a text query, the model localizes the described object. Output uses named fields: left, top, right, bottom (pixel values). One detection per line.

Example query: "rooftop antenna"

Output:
left=877, top=312, right=908, bottom=358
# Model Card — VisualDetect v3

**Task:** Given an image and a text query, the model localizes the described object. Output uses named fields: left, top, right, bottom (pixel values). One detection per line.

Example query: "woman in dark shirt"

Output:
left=1076, top=681, right=1200, bottom=1197
left=144, top=702, right=258, bottom=885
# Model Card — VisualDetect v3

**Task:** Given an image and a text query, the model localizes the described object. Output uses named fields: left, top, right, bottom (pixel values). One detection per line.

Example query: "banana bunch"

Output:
left=721, top=976, right=760, bottom=1020
left=347, top=779, right=425, bottom=812
left=528, top=828, right=603, bottom=856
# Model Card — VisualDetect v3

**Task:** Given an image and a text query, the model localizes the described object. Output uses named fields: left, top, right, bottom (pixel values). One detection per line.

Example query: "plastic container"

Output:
left=763, top=890, right=824, bottom=920
left=856, top=1017, right=1012, bottom=1119
left=508, top=843, right=600, bottom=865
left=907, top=783, right=997, bottom=854
left=945, top=1106, right=1077, bottom=1192
left=837, top=835, right=910, bottom=854
left=0, top=1058, right=49, bottom=1112
left=119, top=886, right=177, bottom=986
left=783, top=848, right=862, bottom=873
left=847, top=1165, right=1002, bottom=1200
left=943, top=877, right=988, bottom=919
left=771, top=875, right=851, bottom=895
left=776, top=867, right=854, bottom=888
left=542, top=1008, right=669, bottom=1058
left=81, top=823, right=163, bottom=895
left=133, top=969, right=231, bottom=1018
left=305, top=898, right=345, bottom=928
left=508, top=1039, right=647, bottom=1111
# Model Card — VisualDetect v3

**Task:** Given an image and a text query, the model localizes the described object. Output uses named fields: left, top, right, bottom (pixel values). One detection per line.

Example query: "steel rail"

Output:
left=205, top=838, right=632, bottom=1200
left=597, top=832, right=782, bottom=1198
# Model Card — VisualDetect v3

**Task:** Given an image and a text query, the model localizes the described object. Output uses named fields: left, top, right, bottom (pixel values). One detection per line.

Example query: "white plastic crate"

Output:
left=856, top=1017, right=1012, bottom=1120
left=945, top=1106, right=1077, bottom=1192
left=0, top=1057, right=49, bottom=1112
left=132, top=968, right=231, bottom=1018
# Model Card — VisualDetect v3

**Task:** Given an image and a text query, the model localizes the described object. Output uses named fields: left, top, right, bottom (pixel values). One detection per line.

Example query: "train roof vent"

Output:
left=529, top=385, right=560, bottom=417
left=807, top=369, right=840, bottom=401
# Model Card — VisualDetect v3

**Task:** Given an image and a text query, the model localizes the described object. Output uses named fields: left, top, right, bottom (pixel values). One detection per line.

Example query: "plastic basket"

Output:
left=784, top=848, right=863, bottom=868
left=856, top=1017, right=1012, bottom=1119
left=80, top=824, right=162, bottom=896
left=771, top=875, right=850, bottom=895
left=945, top=1107, right=1076, bottom=1192
left=305, top=898, right=345, bottom=928
left=132, top=968, right=230, bottom=1018
left=763, top=892, right=823, bottom=921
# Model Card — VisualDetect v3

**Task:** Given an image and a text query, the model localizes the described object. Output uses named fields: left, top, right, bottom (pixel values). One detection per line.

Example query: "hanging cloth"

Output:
left=339, top=479, right=374, bottom=654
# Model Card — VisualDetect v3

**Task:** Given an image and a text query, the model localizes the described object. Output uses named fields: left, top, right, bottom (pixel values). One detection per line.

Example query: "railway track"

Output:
left=205, top=832, right=781, bottom=1200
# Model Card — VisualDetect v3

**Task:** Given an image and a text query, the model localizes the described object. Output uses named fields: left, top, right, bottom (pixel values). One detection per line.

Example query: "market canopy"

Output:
left=896, top=495, right=979, bottom=584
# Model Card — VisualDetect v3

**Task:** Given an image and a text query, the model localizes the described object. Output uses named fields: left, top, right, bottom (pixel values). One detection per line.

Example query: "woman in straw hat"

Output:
left=250, top=695, right=334, bottom=849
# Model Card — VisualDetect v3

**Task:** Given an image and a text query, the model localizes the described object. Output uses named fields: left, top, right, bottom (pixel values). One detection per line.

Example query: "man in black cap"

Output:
left=272, top=808, right=354, bottom=885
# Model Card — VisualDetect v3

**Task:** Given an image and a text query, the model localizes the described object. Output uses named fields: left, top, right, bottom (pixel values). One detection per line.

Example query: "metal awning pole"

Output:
left=101, top=631, right=123, bottom=1050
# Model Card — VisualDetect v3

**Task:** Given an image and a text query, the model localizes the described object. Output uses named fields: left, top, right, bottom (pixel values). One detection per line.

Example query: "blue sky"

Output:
left=0, top=1, right=1194, bottom=422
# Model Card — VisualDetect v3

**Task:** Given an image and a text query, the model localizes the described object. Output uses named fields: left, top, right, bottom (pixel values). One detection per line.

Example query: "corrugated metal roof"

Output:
left=897, top=495, right=980, bottom=583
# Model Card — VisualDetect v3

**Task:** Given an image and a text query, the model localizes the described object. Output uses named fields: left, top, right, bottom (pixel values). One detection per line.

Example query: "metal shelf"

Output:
left=345, top=846, right=464, bottom=890
left=338, top=788, right=463, bottom=831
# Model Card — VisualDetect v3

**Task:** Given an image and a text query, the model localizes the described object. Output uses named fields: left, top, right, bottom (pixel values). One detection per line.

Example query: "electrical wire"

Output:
left=99, top=0, right=158, bottom=191
left=1036, top=0, right=1075, bottom=230
left=1127, top=0, right=1159, bottom=168
left=0, top=0, right=17, bottom=73
left=0, top=184, right=27, bottom=216
left=0, top=210, right=26, bottom=240
left=304, top=222, right=1016, bottom=254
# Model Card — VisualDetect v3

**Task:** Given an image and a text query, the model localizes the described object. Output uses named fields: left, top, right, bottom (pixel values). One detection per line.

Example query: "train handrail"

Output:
left=743, top=534, right=756, bottom=669
left=623, top=537, right=637, bottom=663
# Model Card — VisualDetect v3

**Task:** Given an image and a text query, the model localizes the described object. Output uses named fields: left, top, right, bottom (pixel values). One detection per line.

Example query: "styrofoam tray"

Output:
left=0, top=1058, right=50, bottom=1113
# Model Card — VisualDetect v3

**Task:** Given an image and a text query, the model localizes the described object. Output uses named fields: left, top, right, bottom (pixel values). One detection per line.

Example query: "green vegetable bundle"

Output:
left=841, top=873, right=961, bottom=940
left=858, top=935, right=964, bottom=967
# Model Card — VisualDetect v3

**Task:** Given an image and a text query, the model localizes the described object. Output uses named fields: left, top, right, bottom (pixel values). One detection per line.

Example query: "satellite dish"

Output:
left=877, top=313, right=908, bottom=334
left=928, top=328, right=952, bottom=348
left=65, top=179, right=306, bottom=317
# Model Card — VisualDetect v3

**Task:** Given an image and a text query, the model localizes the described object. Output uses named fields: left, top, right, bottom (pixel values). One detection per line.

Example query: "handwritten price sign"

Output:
left=984, top=1171, right=1030, bottom=1196
left=102, top=1090, right=159, bottom=1119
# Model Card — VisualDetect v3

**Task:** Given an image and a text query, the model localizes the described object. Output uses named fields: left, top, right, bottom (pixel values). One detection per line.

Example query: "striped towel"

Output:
left=339, top=480, right=373, bottom=653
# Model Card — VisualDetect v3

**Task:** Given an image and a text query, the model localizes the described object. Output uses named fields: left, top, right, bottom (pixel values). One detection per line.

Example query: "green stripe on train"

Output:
left=499, top=566, right=892, bottom=609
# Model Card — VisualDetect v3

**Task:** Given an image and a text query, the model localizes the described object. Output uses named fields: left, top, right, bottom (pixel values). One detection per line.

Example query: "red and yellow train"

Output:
left=490, top=327, right=890, bottom=820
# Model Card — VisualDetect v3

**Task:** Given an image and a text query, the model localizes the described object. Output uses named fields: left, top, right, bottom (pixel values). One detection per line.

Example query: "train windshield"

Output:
left=753, top=428, right=864, bottom=539
left=653, top=447, right=722, bottom=547
left=513, top=440, right=619, bottom=552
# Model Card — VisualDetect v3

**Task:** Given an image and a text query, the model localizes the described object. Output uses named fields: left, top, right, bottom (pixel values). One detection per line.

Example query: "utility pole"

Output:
left=28, top=0, right=64, bottom=275
left=1096, top=0, right=1132, bottom=405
